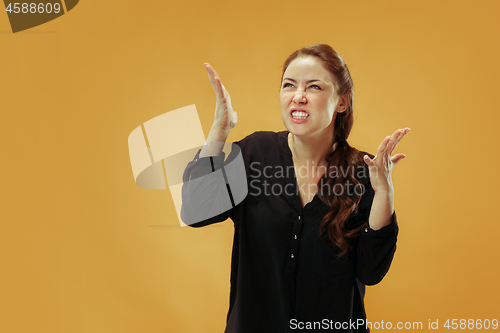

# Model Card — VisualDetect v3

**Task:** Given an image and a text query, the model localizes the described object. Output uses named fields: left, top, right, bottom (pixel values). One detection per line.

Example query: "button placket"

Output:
left=290, top=214, right=302, bottom=260
left=294, top=215, right=301, bottom=241
left=284, top=214, right=303, bottom=273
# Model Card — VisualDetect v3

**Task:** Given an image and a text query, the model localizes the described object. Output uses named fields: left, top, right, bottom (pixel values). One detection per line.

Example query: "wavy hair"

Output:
left=282, top=44, right=367, bottom=257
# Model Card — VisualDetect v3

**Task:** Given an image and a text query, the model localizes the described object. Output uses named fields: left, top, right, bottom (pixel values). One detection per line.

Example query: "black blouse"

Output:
left=181, top=131, right=398, bottom=333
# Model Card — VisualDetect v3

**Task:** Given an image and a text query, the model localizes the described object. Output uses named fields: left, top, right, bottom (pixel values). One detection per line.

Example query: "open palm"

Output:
left=363, top=128, right=410, bottom=194
left=204, top=63, right=238, bottom=132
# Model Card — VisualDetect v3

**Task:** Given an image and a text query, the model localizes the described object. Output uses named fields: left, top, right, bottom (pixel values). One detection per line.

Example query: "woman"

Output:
left=181, top=44, right=409, bottom=333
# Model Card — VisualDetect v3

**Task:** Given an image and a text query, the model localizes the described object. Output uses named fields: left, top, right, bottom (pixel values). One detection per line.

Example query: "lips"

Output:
left=289, top=109, right=309, bottom=124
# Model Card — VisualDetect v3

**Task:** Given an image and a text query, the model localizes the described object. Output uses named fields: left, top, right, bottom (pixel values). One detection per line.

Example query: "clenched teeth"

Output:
left=292, top=111, right=309, bottom=119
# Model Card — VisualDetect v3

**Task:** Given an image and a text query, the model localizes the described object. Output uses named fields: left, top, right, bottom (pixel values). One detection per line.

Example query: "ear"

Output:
left=337, top=95, right=348, bottom=113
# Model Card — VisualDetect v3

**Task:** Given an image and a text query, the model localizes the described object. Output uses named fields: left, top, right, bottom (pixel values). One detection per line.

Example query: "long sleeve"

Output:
left=352, top=155, right=399, bottom=286
left=181, top=140, right=248, bottom=227
left=181, top=149, right=234, bottom=227
left=355, top=212, right=398, bottom=285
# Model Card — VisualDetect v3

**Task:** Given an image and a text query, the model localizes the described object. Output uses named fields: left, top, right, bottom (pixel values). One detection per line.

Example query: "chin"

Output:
left=290, top=125, right=334, bottom=141
left=287, top=127, right=313, bottom=137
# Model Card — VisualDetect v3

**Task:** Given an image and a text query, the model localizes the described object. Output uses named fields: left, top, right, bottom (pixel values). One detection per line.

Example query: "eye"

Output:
left=309, top=85, right=322, bottom=90
left=283, top=82, right=294, bottom=88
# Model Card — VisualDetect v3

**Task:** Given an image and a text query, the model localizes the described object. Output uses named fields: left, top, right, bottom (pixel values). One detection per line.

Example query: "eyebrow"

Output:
left=283, top=78, right=324, bottom=84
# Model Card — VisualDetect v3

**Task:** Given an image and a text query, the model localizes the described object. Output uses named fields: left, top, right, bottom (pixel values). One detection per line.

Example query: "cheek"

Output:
left=320, top=98, right=336, bottom=122
left=280, top=93, right=290, bottom=109
left=326, top=96, right=338, bottom=113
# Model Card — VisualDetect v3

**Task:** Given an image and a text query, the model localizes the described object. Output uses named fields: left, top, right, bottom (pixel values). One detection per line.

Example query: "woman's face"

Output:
left=280, top=56, right=345, bottom=139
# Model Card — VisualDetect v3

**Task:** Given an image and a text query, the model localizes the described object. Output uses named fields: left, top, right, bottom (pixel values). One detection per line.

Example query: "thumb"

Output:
left=363, top=155, right=374, bottom=166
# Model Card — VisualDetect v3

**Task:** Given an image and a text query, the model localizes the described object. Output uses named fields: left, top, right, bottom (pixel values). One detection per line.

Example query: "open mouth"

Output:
left=291, top=110, right=309, bottom=119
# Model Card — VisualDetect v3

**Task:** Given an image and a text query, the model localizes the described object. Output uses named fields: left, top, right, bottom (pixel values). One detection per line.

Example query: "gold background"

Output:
left=1, top=0, right=499, bottom=331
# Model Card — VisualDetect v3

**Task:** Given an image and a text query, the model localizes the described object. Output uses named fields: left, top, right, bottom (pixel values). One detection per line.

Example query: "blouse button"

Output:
left=291, top=254, right=294, bottom=259
left=365, top=227, right=368, bottom=232
left=298, top=216, right=301, bottom=220
left=294, top=235, right=297, bottom=240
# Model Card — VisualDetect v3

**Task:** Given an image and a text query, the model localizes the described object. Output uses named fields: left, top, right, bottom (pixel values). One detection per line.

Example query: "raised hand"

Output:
left=204, top=63, right=238, bottom=133
left=363, top=128, right=410, bottom=194
left=199, top=63, right=238, bottom=157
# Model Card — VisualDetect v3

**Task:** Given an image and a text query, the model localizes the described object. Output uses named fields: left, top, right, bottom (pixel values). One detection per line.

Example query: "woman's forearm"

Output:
left=368, top=189, right=395, bottom=230
left=199, top=125, right=230, bottom=157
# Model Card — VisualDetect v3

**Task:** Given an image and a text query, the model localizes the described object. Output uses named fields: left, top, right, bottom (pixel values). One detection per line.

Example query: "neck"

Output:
left=288, top=129, right=335, bottom=169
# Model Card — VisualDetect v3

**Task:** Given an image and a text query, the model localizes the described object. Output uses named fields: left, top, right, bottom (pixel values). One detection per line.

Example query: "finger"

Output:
left=387, top=129, right=405, bottom=156
left=388, top=127, right=410, bottom=156
left=204, top=63, right=219, bottom=78
left=204, top=63, right=214, bottom=79
left=210, top=64, right=220, bottom=78
left=220, top=81, right=230, bottom=99
left=376, top=136, right=392, bottom=159
left=213, top=77, right=226, bottom=103
left=363, top=154, right=374, bottom=166
left=204, top=63, right=218, bottom=90
left=231, top=111, right=238, bottom=125
left=204, top=63, right=222, bottom=93
left=391, top=153, right=406, bottom=165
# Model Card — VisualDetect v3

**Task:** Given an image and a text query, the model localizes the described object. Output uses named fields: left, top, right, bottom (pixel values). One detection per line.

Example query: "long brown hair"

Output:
left=282, top=44, right=367, bottom=257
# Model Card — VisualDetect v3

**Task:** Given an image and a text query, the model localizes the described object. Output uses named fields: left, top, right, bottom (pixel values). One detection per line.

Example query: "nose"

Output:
left=293, top=90, right=307, bottom=104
